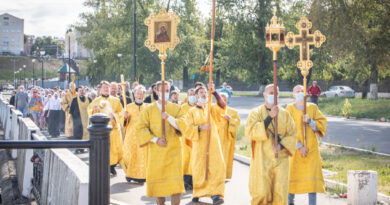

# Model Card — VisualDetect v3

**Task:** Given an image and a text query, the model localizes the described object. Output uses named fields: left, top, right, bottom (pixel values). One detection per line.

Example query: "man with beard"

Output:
left=88, top=81, right=124, bottom=175
left=144, top=83, right=158, bottom=103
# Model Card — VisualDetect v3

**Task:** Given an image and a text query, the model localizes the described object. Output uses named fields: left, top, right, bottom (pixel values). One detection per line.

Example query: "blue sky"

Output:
left=0, top=0, right=210, bottom=38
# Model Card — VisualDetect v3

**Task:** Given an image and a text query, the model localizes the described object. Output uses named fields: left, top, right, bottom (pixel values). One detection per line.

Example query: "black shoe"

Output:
left=110, top=165, right=117, bottom=176
left=192, top=197, right=199, bottom=203
left=125, top=177, right=131, bottom=182
left=213, top=197, right=224, bottom=205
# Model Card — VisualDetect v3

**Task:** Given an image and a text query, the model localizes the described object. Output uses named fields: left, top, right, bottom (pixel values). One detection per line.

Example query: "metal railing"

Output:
left=0, top=113, right=112, bottom=205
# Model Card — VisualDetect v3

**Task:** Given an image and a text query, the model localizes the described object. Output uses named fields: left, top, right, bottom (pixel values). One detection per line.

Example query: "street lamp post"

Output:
left=18, top=68, right=22, bottom=87
left=23, top=65, right=26, bottom=88
left=40, top=50, right=45, bottom=88
left=133, top=0, right=137, bottom=81
left=67, top=28, right=72, bottom=85
left=117, top=53, right=122, bottom=81
left=32, top=59, right=36, bottom=86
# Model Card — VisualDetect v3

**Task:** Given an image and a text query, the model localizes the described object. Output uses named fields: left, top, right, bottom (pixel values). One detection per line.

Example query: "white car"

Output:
left=322, top=86, right=355, bottom=98
left=2, top=84, right=15, bottom=90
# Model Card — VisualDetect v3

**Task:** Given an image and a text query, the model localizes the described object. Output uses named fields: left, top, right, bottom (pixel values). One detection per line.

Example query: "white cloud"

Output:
left=0, top=0, right=89, bottom=38
left=0, top=0, right=211, bottom=38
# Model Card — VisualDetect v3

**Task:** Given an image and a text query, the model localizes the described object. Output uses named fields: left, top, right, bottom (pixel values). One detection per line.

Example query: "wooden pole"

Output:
left=302, top=72, right=308, bottom=147
left=273, top=51, right=279, bottom=158
left=205, top=0, right=216, bottom=181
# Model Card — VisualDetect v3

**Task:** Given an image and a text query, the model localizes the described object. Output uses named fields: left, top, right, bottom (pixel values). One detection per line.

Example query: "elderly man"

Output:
left=286, top=85, right=327, bottom=205
left=122, top=85, right=147, bottom=184
left=245, top=84, right=297, bottom=205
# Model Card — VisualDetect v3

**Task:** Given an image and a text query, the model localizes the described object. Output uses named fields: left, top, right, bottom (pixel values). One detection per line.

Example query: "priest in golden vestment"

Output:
left=286, top=85, right=327, bottom=205
left=179, top=88, right=197, bottom=190
left=69, top=86, right=91, bottom=153
left=245, top=84, right=297, bottom=205
left=61, top=82, right=76, bottom=137
left=135, top=81, right=185, bottom=205
left=217, top=93, right=240, bottom=179
left=88, top=81, right=124, bottom=176
left=184, top=83, right=226, bottom=205
left=122, top=85, right=147, bottom=184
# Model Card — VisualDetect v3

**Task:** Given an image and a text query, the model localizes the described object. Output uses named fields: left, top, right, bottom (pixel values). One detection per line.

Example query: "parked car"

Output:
left=217, top=85, right=233, bottom=94
left=322, top=86, right=355, bottom=98
left=2, top=84, right=15, bottom=90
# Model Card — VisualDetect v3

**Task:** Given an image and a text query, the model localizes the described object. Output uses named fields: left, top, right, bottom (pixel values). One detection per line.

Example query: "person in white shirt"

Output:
left=46, top=92, right=62, bottom=138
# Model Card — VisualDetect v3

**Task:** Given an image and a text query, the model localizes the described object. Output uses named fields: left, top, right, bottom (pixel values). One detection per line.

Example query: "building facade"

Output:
left=64, top=29, right=91, bottom=59
left=24, top=35, right=35, bottom=55
left=0, top=13, right=24, bottom=55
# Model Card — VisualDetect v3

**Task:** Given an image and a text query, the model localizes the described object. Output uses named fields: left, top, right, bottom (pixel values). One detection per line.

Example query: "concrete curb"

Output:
left=321, top=141, right=390, bottom=157
left=233, top=153, right=390, bottom=203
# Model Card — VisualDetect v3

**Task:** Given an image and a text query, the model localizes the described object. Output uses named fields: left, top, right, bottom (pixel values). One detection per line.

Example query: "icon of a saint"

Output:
left=155, top=22, right=170, bottom=43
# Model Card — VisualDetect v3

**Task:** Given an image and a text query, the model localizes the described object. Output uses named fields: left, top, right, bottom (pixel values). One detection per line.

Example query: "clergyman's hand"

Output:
left=303, top=114, right=311, bottom=124
left=299, top=146, right=308, bottom=157
left=161, top=112, right=169, bottom=120
left=124, top=111, right=128, bottom=118
left=156, top=138, right=167, bottom=147
left=269, top=105, right=279, bottom=118
left=200, top=123, right=210, bottom=130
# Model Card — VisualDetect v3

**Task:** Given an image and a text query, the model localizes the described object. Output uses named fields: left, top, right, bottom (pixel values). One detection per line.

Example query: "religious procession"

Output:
left=1, top=0, right=389, bottom=205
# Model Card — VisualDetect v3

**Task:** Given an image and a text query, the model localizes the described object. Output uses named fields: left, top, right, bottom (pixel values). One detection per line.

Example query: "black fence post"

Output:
left=88, top=113, right=112, bottom=205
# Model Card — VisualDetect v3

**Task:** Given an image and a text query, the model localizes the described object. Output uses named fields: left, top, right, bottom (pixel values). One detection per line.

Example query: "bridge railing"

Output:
left=0, top=94, right=111, bottom=205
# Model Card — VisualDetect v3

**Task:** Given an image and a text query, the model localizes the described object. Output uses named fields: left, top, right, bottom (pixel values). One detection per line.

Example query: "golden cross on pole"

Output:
left=285, top=17, right=326, bottom=147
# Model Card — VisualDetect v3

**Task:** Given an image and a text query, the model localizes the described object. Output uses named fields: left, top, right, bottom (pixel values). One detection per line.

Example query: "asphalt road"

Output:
left=229, top=96, right=390, bottom=154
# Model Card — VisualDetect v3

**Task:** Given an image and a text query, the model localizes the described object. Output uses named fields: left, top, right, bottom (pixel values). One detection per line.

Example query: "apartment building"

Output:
left=0, top=13, right=24, bottom=55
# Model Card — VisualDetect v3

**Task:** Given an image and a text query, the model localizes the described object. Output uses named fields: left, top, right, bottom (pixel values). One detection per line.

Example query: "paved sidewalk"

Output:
left=75, top=151, right=346, bottom=204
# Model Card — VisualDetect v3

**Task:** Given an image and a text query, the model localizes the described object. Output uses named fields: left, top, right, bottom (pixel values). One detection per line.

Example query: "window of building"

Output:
left=3, top=17, right=9, bottom=20
left=3, top=22, right=8, bottom=26
left=17, top=29, right=21, bottom=33
left=3, top=29, right=8, bottom=32
left=2, top=46, right=8, bottom=51
left=11, top=29, right=14, bottom=32
left=11, top=38, right=14, bottom=42
left=3, top=37, right=8, bottom=42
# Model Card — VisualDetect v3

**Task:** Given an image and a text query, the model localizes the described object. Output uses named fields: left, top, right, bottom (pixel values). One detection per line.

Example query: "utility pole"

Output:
left=133, top=0, right=137, bottom=81
left=67, top=29, right=72, bottom=86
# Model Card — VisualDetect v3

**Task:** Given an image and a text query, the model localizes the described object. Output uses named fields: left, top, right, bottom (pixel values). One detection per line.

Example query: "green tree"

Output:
left=309, top=0, right=390, bottom=99
left=30, top=36, right=64, bottom=57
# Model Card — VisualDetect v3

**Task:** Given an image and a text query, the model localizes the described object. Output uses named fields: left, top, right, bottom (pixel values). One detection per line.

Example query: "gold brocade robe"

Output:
left=179, top=103, right=194, bottom=175
left=135, top=102, right=185, bottom=197
left=61, top=92, right=76, bottom=137
left=286, top=103, right=327, bottom=194
left=87, top=96, right=124, bottom=166
left=216, top=106, right=240, bottom=179
left=245, top=105, right=297, bottom=205
left=184, top=104, right=226, bottom=198
left=122, top=103, right=147, bottom=180
left=77, top=96, right=90, bottom=140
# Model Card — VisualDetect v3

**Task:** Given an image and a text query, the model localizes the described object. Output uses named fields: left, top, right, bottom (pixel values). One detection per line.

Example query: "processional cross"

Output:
left=285, top=17, right=326, bottom=147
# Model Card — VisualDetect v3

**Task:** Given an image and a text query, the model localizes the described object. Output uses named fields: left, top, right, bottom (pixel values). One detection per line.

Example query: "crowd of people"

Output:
left=7, top=78, right=327, bottom=205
